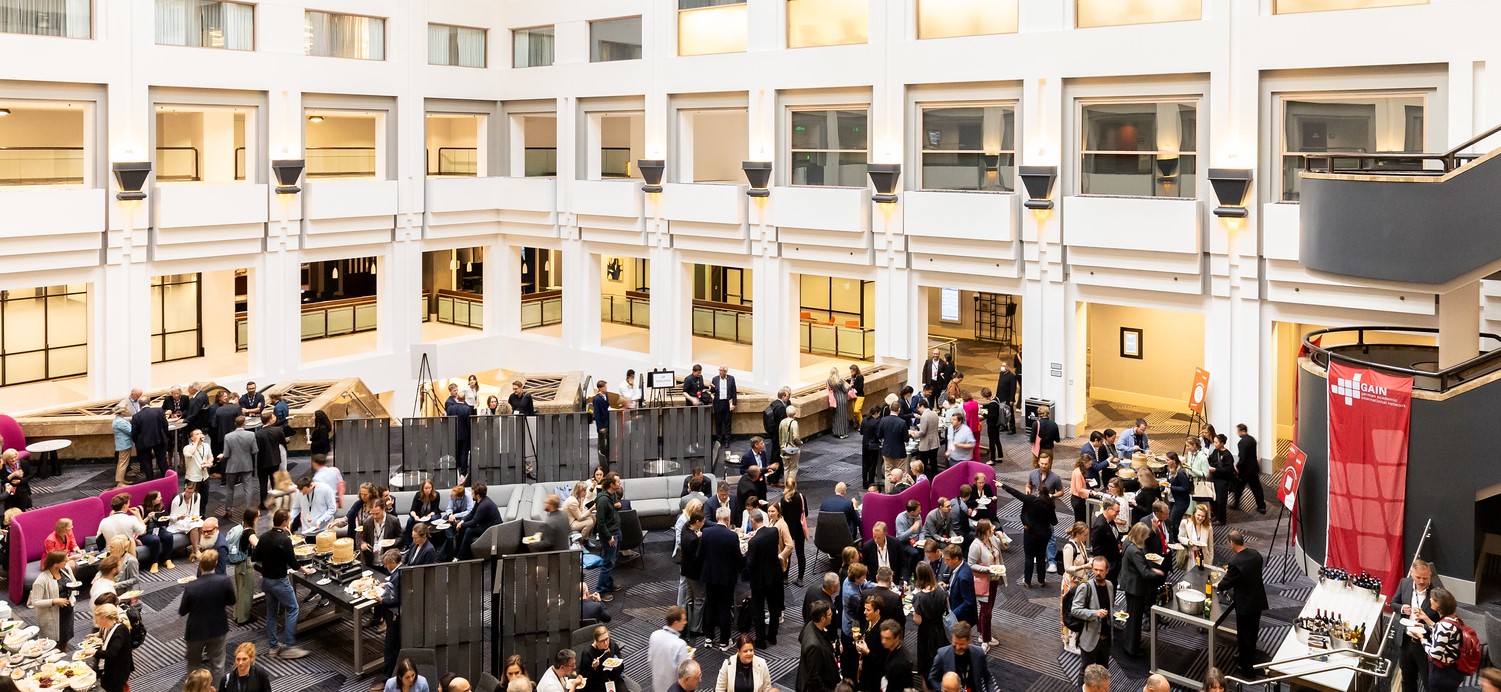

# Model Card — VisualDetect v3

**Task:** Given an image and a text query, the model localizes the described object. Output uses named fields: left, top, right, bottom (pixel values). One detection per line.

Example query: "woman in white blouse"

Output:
left=183, top=429, right=213, bottom=488
left=1178, top=503, right=1215, bottom=566
left=466, top=375, right=482, bottom=406
left=619, top=370, right=641, bottom=409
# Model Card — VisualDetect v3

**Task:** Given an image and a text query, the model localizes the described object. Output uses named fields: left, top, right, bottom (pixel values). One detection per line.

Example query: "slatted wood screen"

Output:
left=399, top=559, right=488, bottom=681
left=402, top=416, right=459, bottom=487
left=533, top=413, right=591, bottom=482
left=469, top=414, right=531, bottom=485
left=496, top=548, right=582, bottom=677
left=332, top=417, right=392, bottom=491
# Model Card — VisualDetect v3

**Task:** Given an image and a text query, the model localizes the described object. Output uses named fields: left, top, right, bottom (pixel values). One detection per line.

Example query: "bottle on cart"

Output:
left=1203, top=580, right=1213, bottom=618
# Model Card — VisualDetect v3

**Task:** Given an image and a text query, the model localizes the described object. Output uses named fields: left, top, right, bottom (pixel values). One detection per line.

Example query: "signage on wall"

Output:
left=940, top=288, right=961, bottom=323
left=1050, top=362, right=1062, bottom=378
left=1187, top=367, right=1210, bottom=413
left=1279, top=444, right=1306, bottom=512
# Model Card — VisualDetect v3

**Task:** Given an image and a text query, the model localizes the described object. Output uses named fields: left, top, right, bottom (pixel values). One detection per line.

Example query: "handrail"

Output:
left=1302, top=122, right=1501, bottom=176
left=1228, top=652, right=1390, bottom=689
left=1444, top=121, right=1501, bottom=163
left=1374, top=519, right=1434, bottom=663
left=1301, top=325, right=1501, bottom=392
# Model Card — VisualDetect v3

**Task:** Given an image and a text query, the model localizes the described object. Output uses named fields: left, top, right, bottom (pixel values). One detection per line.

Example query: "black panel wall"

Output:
left=1296, top=367, right=1329, bottom=563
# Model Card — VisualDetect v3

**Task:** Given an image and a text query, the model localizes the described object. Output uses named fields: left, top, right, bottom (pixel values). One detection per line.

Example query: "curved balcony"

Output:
left=1301, top=326, right=1501, bottom=393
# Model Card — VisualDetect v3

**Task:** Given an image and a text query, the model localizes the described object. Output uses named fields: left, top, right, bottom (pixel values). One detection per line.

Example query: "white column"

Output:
left=648, top=244, right=684, bottom=368
left=1439, top=281, right=1482, bottom=369
left=201, top=110, right=236, bottom=184
left=752, top=254, right=794, bottom=388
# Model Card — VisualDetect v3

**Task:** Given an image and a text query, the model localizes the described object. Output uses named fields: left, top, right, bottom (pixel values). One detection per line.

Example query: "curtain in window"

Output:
left=456, top=26, right=484, bottom=67
left=0, top=0, right=92, bottom=38
left=307, top=11, right=384, bottom=60
left=156, top=1, right=252, bottom=49
left=516, top=29, right=553, bottom=67
left=155, top=0, right=188, bottom=45
left=221, top=1, right=251, bottom=49
left=427, top=23, right=448, bottom=64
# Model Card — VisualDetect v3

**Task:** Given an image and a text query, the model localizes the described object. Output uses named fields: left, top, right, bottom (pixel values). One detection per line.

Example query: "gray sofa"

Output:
left=336, top=484, right=531, bottom=537
left=523, top=474, right=715, bottom=530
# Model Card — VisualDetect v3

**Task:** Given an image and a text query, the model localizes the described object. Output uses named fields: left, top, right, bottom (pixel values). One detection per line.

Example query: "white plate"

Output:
left=316, top=578, right=332, bottom=586
left=948, top=536, right=964, bottom=544
left=1399, top=617, right=1418, bottom=627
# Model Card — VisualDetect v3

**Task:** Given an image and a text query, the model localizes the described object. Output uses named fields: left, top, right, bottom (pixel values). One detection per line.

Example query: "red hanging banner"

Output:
left=1326, top=362, right=1412, bottom=598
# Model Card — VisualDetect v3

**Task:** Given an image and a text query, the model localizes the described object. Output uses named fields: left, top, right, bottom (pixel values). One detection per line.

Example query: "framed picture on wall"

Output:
left=1120, top=327, right=1143, bottom=359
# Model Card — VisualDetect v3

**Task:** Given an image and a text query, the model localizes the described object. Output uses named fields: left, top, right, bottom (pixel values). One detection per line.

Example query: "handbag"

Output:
left=1192, top=480, right=1215, bottom=499
left=827, top=390, right=837, bottom=407
left=846, top=388, right=858, bottom=401
left=942, top=610, right=959, bottom=637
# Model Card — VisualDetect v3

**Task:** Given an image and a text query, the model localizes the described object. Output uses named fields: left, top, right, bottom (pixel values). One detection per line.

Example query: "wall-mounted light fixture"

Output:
left=742, top=161, right=772, bottom=198
left=637, top=159, right=665, bottom=194
left=271, top=159, right=305, bottom=195
left=1018, top=166, right=1058, bottom=210
left=1208, top=168, right=1253, bottom=218
left=111, top=162, right=152, bottom=201
left=0, top=109, right=10, bottom=117
left=1155, top=156, right=1180, bottom=182
left=867, top=163, right=901, bottom=204
left=982, top=154, right=1000, bottom=173
left=307, top=115, right=324, bottom=124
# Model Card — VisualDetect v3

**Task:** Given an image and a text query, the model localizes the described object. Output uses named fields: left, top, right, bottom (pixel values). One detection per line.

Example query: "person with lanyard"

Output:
left=252, top=509, right=309, bottom=660
left=647, top=606, right=691, bottom=692
left=576, top=625, right=625, bottom=692
left=221, top=642, right=273, bottom=692
left=93, top=603, right=134, bottom=692
left=1390, top=560, right=1443, bottom=692
left=1208, top=434, right=1238, bottom=526
left=926, top=622, right=990, bottom=692
left=239, top=382, right=265, bottom=418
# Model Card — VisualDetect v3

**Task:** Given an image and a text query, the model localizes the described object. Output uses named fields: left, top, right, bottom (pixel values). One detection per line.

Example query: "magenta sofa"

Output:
left=0, top=415, right=30, bottom=464
left=859, top=478, right=930, bottom=540
left=929, top=461, right=995, bottom=507
left=7, top=471, right=178, bottom=603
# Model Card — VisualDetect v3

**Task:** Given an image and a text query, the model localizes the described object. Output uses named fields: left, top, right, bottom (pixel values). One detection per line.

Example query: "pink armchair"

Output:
left=0, top=415, right=30, bottom=464
left=859, top=478, right=931, bottom=540
left=929, top=461, right=995, bottom=507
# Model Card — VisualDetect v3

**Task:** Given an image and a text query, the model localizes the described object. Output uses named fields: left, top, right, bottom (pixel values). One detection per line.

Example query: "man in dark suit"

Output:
left=876, top=407, right=911, bottom=492
left=698, top=506, right=744, bottom=651
left=818, top=483, right=861, bottom=542
left=879, top=618, right=915, bottom=692
left=926, top=622, right=991, bottom=692
left=802, top=572, right=842, bottom=642
left=180, top=549, right=236, bottom=686
left=1389, top=559, right=1442, bottom=692
left=746, top=511, right=783, bottom=646
left=446, top=390, right=476, bottom=482
left=131, top=402, right=170, bottom=480
left=456, top=483, right=501, bottom=559
left=1090, top=499, right=1124, bottom=583
left=591, top=380, right=611, bottom=473
left=861, top=522, right=905, bottom=584
left=253, top=411, right=285, bottom=504
left=210, top=391, right=242, bottom=462
left=797, top=601, right=839, bottom=692
left=162, top=386, right=189, bottom=420
left=1215, top=530, right=1269, bottom=677
left=507, top=380, right=536, bottom=416
left=186, top=382, right=211, bottom=435
left=1234, top=424, right=1267, bottom=514
left=710, top=365, right=737, bottom=448
left=741, top=437, right=779, bottom=482
left=921, top=348, right=947, bottom=401
left=868, top=567, right=904, bottom=627
left=943, top=544, right=976, bottom=625
left=360, top=501, right=404, bottom=567
left=765, top=388, right=789, bottom=464
left=995, top=362, right=1019, bottom=433
left=735, top=465, right=768, bottom=525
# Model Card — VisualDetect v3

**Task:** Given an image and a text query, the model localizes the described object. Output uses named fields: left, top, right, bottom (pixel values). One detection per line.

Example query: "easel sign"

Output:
left=1279, top=444, right=1307, bottom=512
left=648, top=369, right=676, bottom=390
left=1186, top=367, right=1210, bottom=438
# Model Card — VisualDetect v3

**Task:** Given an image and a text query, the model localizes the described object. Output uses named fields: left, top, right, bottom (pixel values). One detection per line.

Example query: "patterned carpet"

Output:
left=8, top=402, right=1312, bottom=692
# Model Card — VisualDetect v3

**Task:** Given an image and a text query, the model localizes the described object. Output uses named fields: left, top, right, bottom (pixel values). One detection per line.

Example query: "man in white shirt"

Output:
left=648, top=606, right=692, bottom=692
left=310, top=454, right=344, bottom=503
left=536, top=649, right=582, bottom=692
left=98, top=494, right=146, bottom=545
left=293, top=477, right=337, bottom=536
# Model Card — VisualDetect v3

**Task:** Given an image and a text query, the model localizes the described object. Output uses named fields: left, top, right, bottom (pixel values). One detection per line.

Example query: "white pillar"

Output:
left=201, top=110, right=236, bottom=183
left=1439, top=281, right=1482, bottom=369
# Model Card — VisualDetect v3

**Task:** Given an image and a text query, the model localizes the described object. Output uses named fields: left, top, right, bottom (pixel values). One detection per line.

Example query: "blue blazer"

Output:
left=697, top=523, right=744, bottom=587
left=946, top=562, right=976, bottom=623
left=592, top=393, right=610, bottom=430
left=925, top=643, right=991, bottom=692
left=445, top=399, right=475, bottom=438
left=405, top=541, right=436, bottom=567
left=710, top=375, right=737, bottom=405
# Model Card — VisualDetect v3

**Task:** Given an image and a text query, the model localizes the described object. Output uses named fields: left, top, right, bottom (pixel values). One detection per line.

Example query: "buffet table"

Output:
left=1150, top=565, right=1236, bottom=690
left=1265, top=579, right=1385, bottom=692
left=291, top=570, right=385, bottom=674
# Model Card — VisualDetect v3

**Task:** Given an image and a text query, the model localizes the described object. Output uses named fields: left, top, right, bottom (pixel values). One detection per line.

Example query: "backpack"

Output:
left=124, top=605, right=146, bottom=649
left=762, top=402, right=779, bottom=434
left=1062, top=583, right=1088, bottom=633
left=1448, top=616, right=1482, bottom=674
left=224, top=524, right=247, bottom=565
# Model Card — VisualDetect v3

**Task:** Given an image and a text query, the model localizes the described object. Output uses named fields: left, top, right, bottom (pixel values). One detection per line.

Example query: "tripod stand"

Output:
left=412, top=352, right=443, bottom=418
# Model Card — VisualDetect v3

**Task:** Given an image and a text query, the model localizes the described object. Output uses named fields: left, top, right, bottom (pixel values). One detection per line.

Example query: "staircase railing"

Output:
left=1301, top=326, right=1501, bottom=393
left=1305, top=122, right=1501, bottom=176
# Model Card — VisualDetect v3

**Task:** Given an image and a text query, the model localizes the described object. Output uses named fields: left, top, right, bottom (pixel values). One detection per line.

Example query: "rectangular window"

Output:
left=919, top=105, right=1016, bottom=191
left=1080, top=101, right=1198, bottom=198
left=787, top=0, right=867, bottom=48
left=151, top=274, right=203, bottom=363
left=428, top=24, right=486, bottom=67
left=678, top=0, right=746, bottom=56
left=0, top=0, right=90, bottom=38
left=1075, top=0, right=1200, bottom=28
left=0, top=284, right=89, bottom=386
left=155, top=0, right=253, bottom=50
left=305, top=111, right=379, bottom=179
left=591, top=17, right=641, bottom=63
left=513, top=26, right=554, bottom=68
left=156, top=106, right=252, bottom=183
left=0, top=104, right=86, bottom=186
left=305, top=11, right=384, bottom=61
left=917, top=0, right=1017, bottom=40
left=790, top=109, right=868, bottom=187
left=1279, top=94, right=1425, bottom=201
left=1275, top=0, right=1425, bottom=13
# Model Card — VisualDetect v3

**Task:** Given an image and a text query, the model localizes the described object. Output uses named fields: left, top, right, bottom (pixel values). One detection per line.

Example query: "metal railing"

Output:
left=434, top=147, right=477, bottom=176
left=306, top=146, right=377, bottom=178
left=601, top=292, right=650, bottom=328
left=1301, top=326, right=1501, bottom=392
left=691, top=300, right=752, bottom=344
left=800, top=319, right=875, bottom=360
left=434, top=289, right=483, bottom=329
left=521, top=289, right=563, bottom=329
left=235, top=293, right=430, bottom=350
left=1228, top=649, right=1391, bottom=690
left=156, top=146, right=200, bottom=182
left=1302, top=122, right=1501, bottom=177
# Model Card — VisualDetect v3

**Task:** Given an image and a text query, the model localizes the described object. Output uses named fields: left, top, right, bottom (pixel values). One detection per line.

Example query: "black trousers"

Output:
left=382, top=611, right=401, bottom=679
left=861, top=447, right=881, bottom=489
left=986, top=422, right=1003, bottom=461
left=704, top=583, right=735, bottom=645
left=1071, top=495, right=1089, bottom=526
left=917, top=447, right=939, bottom=474
left=1235, top=474, right=1267, bottom=512
left=1123, top=592, right=1148, bottom=656
left=455, top=437, right=471, bottom=477
left=1398, top=637, right=1430, bottom=692
left=257, top=466, right=277, bottom=506
left=596, top=429, right=610, bottom=474
left=138, top=444, right=168, bottom=480
left=1213, top=480, right=1233, bottom=524
left=1237, top=607, right=1262, bottom=673
left=713, top=403, right=732, bottom=445
left=751, top=582, right=782, bottom=646
left=1079, top=635, right=1111, bottom=684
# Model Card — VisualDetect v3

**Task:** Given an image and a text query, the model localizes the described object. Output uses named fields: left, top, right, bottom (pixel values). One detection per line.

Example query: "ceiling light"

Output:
left=0, top=109, right=10, bottom=117
left=307, top=115, right=324, bottom=123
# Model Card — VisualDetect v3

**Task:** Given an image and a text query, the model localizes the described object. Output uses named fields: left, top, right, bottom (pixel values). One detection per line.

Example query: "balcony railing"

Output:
left=306, top=147, right=377, bottom=178
left=692, top=299, right=752, bottom=344
left=433, top=289, right=482, bottom=329
left=0, top=147, right=84, bottom=185
left=433, top=147, right=477, bottom=176
left=156, top=147, right=200, bottom=182
left=1301, top=326, right=1501, bottom=393
left=602, top=291, right=650, bottom=328
left=237, top=293, right=428, bottom=350
left=521, top=289, right=563, bottom=330
left=800, top=318, right=874, bottom=361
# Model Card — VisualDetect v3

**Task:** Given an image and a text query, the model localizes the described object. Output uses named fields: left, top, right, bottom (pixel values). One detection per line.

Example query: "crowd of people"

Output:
left=0, top=366, right=1475, bottom=692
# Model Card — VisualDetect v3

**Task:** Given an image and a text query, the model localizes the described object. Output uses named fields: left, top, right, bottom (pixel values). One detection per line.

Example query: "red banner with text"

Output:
left=1326, top=362, right=1411, bottom=598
